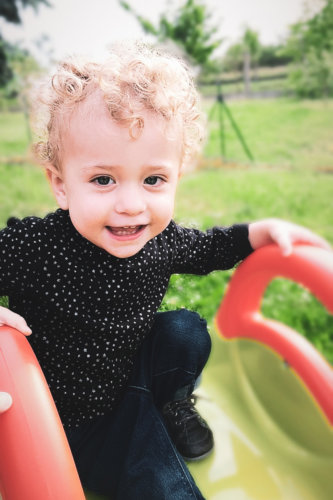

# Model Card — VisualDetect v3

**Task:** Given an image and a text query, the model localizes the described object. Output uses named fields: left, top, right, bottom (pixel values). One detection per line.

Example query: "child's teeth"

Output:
left=111, top=225, right=140, bottom=235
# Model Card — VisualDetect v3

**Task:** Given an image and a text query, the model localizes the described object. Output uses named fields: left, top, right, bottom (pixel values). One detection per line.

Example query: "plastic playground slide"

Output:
left=0, top=244, right=332, bottom=500
left=190, top=244, right=333, bottom=500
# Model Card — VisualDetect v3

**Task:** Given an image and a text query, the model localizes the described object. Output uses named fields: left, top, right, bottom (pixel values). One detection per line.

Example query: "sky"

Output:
left=0, top=0, right=322, bottom=66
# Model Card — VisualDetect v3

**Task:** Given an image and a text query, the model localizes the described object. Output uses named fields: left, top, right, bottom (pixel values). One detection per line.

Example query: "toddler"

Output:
left=0, top=42, right=330, bottom=499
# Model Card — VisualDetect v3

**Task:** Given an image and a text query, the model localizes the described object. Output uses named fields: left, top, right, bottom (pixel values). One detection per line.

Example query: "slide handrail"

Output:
left=215, top=244, right=333, bottom=425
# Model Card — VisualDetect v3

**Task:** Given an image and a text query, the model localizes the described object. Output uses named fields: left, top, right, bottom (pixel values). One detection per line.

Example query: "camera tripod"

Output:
left=209, top=82, right=254, bottom=162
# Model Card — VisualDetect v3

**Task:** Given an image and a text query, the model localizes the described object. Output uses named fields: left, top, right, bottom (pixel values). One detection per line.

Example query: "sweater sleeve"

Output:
left=169, top=221, right=253, bottom=275
left=0, top=216, right=45, bottom=296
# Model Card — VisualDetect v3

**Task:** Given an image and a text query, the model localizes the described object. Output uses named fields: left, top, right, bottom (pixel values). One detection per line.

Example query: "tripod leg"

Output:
left=208, top=101, right=217, bottom=121
left=217, top=100, right=225, bottom=160
left=209, top=101, right=225, bottom=161
left=222, top=100, right=254, bottom=162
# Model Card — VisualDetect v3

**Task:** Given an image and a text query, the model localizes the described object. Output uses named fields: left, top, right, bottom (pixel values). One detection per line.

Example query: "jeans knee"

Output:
left=154, top=309, right=211, bottom=361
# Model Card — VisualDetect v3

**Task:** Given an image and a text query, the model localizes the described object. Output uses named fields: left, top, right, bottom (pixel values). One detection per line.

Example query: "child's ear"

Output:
left=45, top=165, right=69, bottom=210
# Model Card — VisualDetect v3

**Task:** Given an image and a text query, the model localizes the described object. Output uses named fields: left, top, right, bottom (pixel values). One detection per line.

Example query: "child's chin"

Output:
left=107, top=242, right=146, bottom=259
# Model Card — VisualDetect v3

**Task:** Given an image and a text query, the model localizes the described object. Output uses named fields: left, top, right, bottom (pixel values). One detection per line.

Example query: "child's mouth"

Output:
left=107, top=225, right=145, bottom=237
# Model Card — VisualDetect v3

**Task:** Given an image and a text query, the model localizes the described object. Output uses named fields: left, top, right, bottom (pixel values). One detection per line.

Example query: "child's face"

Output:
left=48, top=95, right=182, bottom=258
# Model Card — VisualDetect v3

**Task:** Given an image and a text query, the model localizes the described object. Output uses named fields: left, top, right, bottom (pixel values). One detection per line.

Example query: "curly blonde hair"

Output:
left=32, top=41, right=204, bottom=171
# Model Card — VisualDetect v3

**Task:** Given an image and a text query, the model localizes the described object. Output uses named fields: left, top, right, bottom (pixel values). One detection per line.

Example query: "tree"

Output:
left=0, top=0, right=49, bottom=23
left=222, top=43, right=243, bottom=72
left=221, top=28, right=261, bottom=95
left=284, top=0, right=333, bottom=97
left=0, top=37, right=13, bottom=86
left=258, top=45, right=292, bottom=67
left=0, top=0, right=49, bottom=87
left=4, top=41, right=42, bottom=96
left=241, top=28, right=261, bottom=95
left=119, top=0, right=222, bottom=72
left=223, top=42, right=292, bottom=71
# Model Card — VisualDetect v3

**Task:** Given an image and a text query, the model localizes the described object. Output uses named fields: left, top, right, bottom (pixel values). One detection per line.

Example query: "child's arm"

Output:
left=0, top=306, right=32, bottom=336
left=249, top=218, right=331, bottom=256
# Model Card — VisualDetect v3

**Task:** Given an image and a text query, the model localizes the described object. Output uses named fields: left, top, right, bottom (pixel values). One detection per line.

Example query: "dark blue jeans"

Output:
left=66, top=309, right=211, bottom=499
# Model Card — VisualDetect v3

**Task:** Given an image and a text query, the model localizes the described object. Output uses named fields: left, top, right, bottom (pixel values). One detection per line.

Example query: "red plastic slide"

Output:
left=0, top=326, right=85, bottom=500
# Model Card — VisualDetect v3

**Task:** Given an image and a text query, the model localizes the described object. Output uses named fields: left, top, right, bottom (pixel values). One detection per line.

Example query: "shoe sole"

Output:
left=182, top=445, right=214, bottom=462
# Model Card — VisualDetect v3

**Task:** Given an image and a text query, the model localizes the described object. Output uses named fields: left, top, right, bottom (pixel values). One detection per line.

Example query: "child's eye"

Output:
left=144, top=176, right=163, bottom=186
left=92, top=176, right=114, bottom=186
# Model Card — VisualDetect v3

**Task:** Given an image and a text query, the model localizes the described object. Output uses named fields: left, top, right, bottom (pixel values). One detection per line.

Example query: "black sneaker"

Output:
left=162, top=395, right=214, bottom=461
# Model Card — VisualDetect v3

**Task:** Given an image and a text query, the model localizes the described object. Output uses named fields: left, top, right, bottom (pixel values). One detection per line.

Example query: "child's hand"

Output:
left=249, top=218, right=332, bottom=257
left=0, top=306, right=32, bottom=336
left=0, top=392, right=12, bottom=413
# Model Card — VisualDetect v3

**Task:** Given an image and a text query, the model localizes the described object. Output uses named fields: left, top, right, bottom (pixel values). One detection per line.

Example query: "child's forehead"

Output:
left=60, top=90, right=116, bottom=138
left=73, top=90, right=108, bottom=120
left=66, top=89, right=180, bottom=138
left=59, top=90, right=184, bottom=164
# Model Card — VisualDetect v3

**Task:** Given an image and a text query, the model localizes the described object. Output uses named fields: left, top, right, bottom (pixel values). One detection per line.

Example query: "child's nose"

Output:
left=114, top=185, right=146, bottom=215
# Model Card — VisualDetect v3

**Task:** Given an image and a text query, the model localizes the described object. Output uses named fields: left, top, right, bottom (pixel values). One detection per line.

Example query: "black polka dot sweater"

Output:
left=0, top=209, right=253, bottom=429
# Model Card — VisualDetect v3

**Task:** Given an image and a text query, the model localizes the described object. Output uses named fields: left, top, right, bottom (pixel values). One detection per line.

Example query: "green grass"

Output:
left=175, top=168, right=333, bottom=233
left=0, top=164, right=56, bottom=227
left=204, top=98, right=333, bottom=170
left=0, top=112, right=31, bottom=158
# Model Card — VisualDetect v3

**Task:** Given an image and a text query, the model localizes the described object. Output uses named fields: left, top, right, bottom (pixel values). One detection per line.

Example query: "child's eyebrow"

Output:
left=80, top=164, right=117, bottom=174
left=143, top=164, right=175, bottom=174
left=80, top=164, right=175, bottom=174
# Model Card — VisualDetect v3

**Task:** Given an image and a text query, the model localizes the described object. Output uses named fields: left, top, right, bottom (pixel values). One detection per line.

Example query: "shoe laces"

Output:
left=164, top=396, right=200, bottom=427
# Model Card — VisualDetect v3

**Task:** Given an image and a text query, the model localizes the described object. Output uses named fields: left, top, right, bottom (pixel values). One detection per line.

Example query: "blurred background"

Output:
left=0, top=0, right=332, bottom=363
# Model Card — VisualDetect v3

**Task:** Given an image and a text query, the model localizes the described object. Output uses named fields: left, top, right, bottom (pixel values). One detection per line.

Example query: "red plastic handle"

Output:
left=215, top=244, right=333, bottom=425
left=0, top=326, right=85, bottom=500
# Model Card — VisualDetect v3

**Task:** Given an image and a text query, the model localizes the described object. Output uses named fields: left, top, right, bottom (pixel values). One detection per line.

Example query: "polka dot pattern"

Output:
left=0, top=209, right=252, bottom=429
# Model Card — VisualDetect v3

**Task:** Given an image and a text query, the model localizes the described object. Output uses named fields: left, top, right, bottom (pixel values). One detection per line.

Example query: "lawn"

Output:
left=0, top=112, right=31, bottom=159
left=0, top=99, right=332, bottom=366
left=204, top=98, right=333, bottom=170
